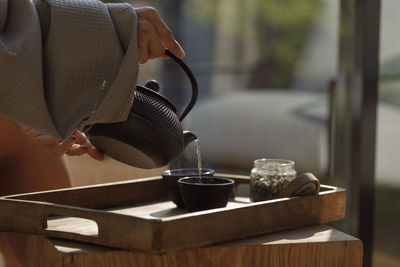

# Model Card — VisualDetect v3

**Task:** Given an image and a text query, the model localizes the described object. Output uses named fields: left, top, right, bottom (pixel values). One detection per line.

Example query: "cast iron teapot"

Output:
left=86, top=50, right=198, bottom=168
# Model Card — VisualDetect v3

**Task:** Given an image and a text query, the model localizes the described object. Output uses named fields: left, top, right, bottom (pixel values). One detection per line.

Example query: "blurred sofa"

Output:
left=182, top=90, right=329, bottom=177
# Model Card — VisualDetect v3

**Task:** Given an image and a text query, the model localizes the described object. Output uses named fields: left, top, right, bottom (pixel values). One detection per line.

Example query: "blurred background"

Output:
left=133, top=0, right=399, bottom=266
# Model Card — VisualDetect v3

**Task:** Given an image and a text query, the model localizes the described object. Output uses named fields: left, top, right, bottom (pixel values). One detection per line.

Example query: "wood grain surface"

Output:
left=25, top=225, right=362, bottom=267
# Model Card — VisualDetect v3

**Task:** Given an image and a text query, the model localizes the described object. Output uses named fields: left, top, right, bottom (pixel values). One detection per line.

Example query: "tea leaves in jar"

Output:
left=250, top=159, right=296, bottom=202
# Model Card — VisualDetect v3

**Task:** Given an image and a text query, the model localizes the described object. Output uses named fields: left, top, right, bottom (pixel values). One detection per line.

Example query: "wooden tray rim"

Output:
left=0, top=175, right=345, bottom=222
left=0, top=174, right=346, bottom=252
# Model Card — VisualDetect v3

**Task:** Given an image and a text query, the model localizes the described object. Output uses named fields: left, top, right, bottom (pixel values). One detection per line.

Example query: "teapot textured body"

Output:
left=86, top=50, right=198, bottom=168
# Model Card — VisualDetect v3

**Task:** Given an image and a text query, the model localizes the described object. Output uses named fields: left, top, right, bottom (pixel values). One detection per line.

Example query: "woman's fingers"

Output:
left=20, top=124, right=60, bottom=145
left=31, top=134, right=60, bottom=146
left=137, top=19, right=164, bottom=64
left=135, top=6, right=185, bottom=62
left=18, top=125, right=103, bottom=160
left=71, top=129, right=104, bottom=161
left=137, top=20, right=152, bottom=64
left=72, top=129, right=88, bottom=145
left=65, top=143, right=104, bottom=161
left=66, top=144, right=89, bottom=156
left=57, top=135, right=76, bottom=156
left=148, top=29, right=165, bottom=59
left=23, top=127, right=44, bottom=138
left=86, top=146, right=104, bottom=161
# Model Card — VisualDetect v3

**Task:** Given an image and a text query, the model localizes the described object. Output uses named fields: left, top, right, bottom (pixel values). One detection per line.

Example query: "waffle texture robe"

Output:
left=0, top=0, right=139, bottom=138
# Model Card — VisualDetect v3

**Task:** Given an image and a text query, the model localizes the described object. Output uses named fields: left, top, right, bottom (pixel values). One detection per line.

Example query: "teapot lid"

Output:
left=136, top=85, right=177, bottom=113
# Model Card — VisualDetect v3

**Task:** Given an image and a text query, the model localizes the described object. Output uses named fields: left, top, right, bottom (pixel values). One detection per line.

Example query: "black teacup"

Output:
left=162, top=168, right=215, bottom=208
left=178, top=176, right=235, bottom=212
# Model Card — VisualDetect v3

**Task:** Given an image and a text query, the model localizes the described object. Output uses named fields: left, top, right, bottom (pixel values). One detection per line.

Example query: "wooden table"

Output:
left=25, top=224, right=362, bottom=267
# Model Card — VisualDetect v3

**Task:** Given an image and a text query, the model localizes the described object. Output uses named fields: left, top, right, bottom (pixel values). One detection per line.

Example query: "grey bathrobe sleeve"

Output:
left=0, top=0, right=139, bottom=138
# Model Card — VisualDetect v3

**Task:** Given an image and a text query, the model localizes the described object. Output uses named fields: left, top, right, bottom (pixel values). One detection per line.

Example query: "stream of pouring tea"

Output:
left=195, top=139, right=202, bottom=179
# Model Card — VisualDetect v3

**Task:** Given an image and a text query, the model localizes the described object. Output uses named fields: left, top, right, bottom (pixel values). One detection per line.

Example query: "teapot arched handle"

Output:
left=164, top=49, right=198, bottom=122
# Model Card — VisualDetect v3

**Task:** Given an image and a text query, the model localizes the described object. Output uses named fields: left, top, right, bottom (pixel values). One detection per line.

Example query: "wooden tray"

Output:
left=0, top=174, right=346, bottom=253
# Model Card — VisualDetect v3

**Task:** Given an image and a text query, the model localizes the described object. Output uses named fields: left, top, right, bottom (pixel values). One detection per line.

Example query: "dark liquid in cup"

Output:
left=167, top=170, right=198, bottom=176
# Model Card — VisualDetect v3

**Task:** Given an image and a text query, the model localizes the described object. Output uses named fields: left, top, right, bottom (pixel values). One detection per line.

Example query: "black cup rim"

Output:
left=178, top=176, right=234, bottom=186
left=162, top=168, right=215, bottom=177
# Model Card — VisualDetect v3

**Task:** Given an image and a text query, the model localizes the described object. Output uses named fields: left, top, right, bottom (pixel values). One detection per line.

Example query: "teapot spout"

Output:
left=183, top=131, right=198, bottom=148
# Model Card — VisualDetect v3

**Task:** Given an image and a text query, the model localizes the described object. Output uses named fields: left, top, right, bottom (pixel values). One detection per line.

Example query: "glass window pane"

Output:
left=375, top=0, right=400, bottom=265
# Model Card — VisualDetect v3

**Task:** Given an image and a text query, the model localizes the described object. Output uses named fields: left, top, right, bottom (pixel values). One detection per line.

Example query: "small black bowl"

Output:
left=162, top=168, right=214, bottom=208
left=178, top=176, right=235, bottom=212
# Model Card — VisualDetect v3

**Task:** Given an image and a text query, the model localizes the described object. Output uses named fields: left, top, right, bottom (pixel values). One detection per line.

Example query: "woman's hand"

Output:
left=22, top=127, right=104, bottom=161
left=135, top=6, right=185, bottom=64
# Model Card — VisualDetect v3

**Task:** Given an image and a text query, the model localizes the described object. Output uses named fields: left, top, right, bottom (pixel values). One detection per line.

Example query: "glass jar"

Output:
left=250, top=158, right=297, bottom=202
